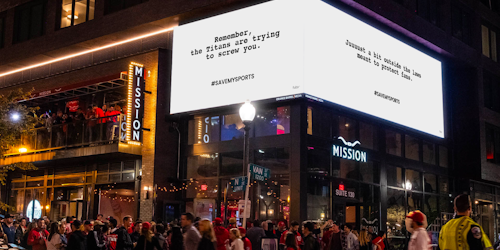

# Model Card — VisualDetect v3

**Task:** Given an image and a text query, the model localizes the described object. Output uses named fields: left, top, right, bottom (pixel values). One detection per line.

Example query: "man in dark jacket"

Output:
left=129, top=219, right=142, bottom=243
left=116, top=215, right=135, bottom=250
left=303, top=222, right=320, bottom=250
left=1, top=214, right=16, bottom=243
left=67, top=220, right=87, bottom=250
left=246, top=220, right=266, bottom=250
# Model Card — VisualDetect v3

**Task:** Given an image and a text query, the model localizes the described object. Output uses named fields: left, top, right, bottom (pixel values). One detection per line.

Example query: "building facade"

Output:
left=0, top=0, right=498, bottom=249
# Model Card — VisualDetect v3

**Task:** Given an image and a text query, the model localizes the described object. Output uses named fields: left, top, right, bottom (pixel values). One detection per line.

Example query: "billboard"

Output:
left=171, top=0, right=444, bottom=138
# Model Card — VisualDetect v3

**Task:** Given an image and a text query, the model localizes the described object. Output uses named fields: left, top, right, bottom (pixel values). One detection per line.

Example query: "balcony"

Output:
left=1, top=114, right=141, bottom=165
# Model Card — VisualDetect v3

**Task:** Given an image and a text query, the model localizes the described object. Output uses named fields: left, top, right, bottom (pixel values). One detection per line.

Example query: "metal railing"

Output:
left=7, top=114, right=125, bottom=155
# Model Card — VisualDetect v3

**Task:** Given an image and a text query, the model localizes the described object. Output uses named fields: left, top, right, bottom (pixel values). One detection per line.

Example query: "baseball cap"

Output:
left=142, top=222, right=151, bottom=230
left=214, top=217, right=223, bottom=225
left=278, top=221, right=286, bottom=227
left=406, top=210, right=425, bottom=224
left=84, top=220, right=93, bottom=226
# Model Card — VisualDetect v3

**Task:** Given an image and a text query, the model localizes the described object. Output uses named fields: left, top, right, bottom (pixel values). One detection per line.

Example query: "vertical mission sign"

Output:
left=126, top=62, right=145, bottom=144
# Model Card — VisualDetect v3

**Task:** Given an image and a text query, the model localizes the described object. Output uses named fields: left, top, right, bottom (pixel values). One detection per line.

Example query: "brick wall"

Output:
left=139, top=51, right=159, bottom=221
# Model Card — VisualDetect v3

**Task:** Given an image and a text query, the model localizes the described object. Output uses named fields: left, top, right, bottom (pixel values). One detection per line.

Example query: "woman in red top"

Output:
left=285, top=233, right=298, bottom=250
left=371, top=231, right=386, bottom=250
left=238, top=227, right=252, bottom=250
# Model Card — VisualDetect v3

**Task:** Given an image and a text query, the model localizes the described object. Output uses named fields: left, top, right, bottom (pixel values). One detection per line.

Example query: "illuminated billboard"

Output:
left=171, top=0, right=444, bottom=138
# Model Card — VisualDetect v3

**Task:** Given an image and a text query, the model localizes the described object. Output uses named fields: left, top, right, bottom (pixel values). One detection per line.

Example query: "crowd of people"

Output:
left=0, top=194, right=496, bottom=250
left=34, top=104, right=123, bottom=148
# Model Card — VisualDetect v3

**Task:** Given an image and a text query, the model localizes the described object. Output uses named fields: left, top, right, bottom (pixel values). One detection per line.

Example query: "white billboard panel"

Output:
left=171, top=0, right=444, bottom=138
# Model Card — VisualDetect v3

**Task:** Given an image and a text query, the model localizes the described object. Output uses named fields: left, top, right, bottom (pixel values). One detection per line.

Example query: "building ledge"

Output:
left=0, top=141, right=141, bottom=165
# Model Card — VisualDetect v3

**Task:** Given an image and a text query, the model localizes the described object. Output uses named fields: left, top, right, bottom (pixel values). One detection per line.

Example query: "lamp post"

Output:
left=239, top=101, right=255, bottom=228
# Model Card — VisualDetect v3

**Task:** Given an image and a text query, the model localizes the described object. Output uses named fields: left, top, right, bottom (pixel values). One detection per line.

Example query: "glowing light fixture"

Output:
left=0, top=26, right=176, bottom=77
left=239, top=101, right=256, bottom=123
left=66, top=10, right=78, bottom=19
left=11, top=112, right=20, bottom=122
left=18, top=147, right=28, bottom=153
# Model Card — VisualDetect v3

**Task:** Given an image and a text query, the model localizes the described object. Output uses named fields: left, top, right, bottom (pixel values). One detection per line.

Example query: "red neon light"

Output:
left=339, top=184, right=345, bottom=191
left=201, top=184, right=208, bottom=191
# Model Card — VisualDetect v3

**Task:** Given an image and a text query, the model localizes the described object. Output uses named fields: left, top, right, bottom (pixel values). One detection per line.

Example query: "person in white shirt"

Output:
left=46, top=222, right=66, bottom=250
left=226, top=228, right=244, bottom=250
left=343, top=224, right=359, bottom=250
left=406, top=210, right=431, bottom=250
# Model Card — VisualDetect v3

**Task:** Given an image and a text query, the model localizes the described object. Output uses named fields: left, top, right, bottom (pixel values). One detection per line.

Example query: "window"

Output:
left=254, top=106, right=290, bottom=137
left=480, top=0, right=500, bottom=13
left=424, top=173, right=437, bottom=193
left=307, top=106, right=332, bottom=138
left=339, top=117, right=357, bottom=140
left=486, top=123, right=500, bottom=164
left=189, top=116, right=220, bottom=145
left=416, top=0, right=440, bottom=26
left=439, top=146, right=448, bottom=167
left=386, top=130, right=402, bottom=156
left=13, top=0, right=45, bottom=43
left=405, top=135, right=420, bottom=161
left=406, top=169, right=422, bottom=191
left=187, top=154, right=218, bottom=179
left=255, top=148, right=290, bottom=175
left=221, top=114, right=244, bottom=141
left=60, top=0, right=95, bottom=28
left=104, top=0, right=148, bottom=15
left=484, top=71, right=500, bottom=112
left=387, top=166, right=403, bottom=187
left=482, top=25, right=498, bottom=62
left=359, top=122, right=377, bottom=150
left=451, top=5, right=473, bottom=45
left=423, top=141, right=436, bottom=165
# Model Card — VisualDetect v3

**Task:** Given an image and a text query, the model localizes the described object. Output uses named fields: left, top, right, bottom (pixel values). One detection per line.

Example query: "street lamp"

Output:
left=239, top=101, right=255, bottom=176
left=239, top=101, right=255, bottom=228
left=10, top=112, right=20, bottom=122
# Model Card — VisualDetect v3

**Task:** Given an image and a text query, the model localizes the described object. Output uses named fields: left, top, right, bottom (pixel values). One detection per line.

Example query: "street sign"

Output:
left=249, top=163, right=271, bottom=181
left=230, top=176, right=247, bottom=192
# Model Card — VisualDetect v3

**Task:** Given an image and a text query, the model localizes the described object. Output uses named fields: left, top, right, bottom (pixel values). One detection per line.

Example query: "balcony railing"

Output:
left=7, top=114, right=126, bottom=155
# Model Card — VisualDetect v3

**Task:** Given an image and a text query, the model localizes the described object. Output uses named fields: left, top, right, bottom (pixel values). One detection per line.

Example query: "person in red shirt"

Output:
left=227, top=218, right=237, bottom=231
left=372, top=231, right=386, bottom=250
left=213, top=218, right=229, bottom=250
left=238, top=227, right=252, bottom=250
left=322, top=224, right=333, bottom=249
left=279, top=221, right=303, bottom=248
left=28, top=219, right=49, bottom=250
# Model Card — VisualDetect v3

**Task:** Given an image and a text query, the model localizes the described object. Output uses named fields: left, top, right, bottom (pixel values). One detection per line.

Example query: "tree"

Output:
left=0, top=88, right=39, bottom=211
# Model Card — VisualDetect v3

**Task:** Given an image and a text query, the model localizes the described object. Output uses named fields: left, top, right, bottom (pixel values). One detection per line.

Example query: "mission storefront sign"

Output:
left=332, top=136, right=367, bottom=162
left=126, top=62, right=145, bottom=144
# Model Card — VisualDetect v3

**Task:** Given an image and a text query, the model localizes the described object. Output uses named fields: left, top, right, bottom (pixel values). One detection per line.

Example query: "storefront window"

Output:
left=405, top=135, right=420, bottom=161
left=424, top=173, right=437, bottom=193
left=189, top=116, right=220, bottom=145
left=439, top=196, right=454, bottom=214
left=424, top=195, right=439, bottom=225
left=187, top=154, right=219, bottom=179
left=307, top=106, right=331, bottom=137
left=9, top=190, right=24, bottom=215
left=307, top=175, right=329, bottom=220
left=360, top=162, right=379, bottom=183
left=439, top=146, right=449, bottom=167
left=339, top=117, right=357, bottom=140
left=221, top=114, right=244, bottom=141
left=387, top=188, right=405, bottom=237
left=359, top=184, right=380, bottom=225
left=439, top=176, right=450, bottom=194
left=254, top=106, right=290, bottom=137
left=340, top=159, right=358, bottom=180
left=359, top=122, right=377, bottom=150
left=220, top=151, right=243, bottom=177
left=307, top=146, right=330, bottom=175
left=423, top=141, right=435, bottom=164
left=405, top=169, right=422, bottom=191
left=386, top=130, right=402, bottom=156
left=387, top=166, right=403, bottom=188
left=254, top=148, right=290, bottom=175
